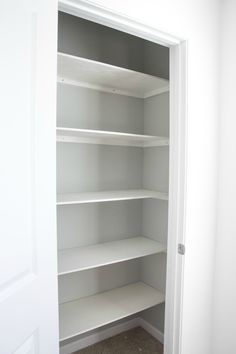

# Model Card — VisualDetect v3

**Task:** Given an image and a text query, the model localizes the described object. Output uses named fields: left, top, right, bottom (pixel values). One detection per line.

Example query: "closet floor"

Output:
left=73, top=327, right=163, bottom=354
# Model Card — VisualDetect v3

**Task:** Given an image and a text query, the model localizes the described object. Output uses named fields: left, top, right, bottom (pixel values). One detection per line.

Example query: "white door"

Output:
left=0, top=1, right=58, bottom=353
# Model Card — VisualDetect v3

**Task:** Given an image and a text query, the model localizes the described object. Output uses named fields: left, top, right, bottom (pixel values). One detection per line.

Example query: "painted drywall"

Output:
left=141, top=91, right=169, bottom=332
left=57, top=83, right=144, bottom=133
left=58, top=260, right=140, bottom=304
left=212, top=1, right=236, bottom=354
left=58, top=11, right=169, bottom=79
left=77, top=1, right=220, bottom=354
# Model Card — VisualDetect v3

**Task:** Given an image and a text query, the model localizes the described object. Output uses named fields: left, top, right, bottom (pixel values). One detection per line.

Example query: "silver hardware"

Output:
left=178, top=243, right=185, bottom=255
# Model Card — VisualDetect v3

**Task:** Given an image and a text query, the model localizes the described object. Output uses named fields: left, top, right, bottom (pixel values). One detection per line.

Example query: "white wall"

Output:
left=213, top=1, right=236, bottom=353
left=81, top=1, right=220, bottom=354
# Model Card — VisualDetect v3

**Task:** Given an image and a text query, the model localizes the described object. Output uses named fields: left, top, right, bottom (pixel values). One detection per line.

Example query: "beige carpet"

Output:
left=73, top=327, right=163, bottom=354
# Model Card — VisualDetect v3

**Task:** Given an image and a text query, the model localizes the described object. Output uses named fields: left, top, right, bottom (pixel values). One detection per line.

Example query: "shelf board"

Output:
left=56, top=127, right=169, bottom=147
left=57, top=52, right=169, bottom=99
left=57, top=189, right=168, bottom=206
left=59, top=282, right=164, bottom=341
left=58, top=237, right=166, bottom=275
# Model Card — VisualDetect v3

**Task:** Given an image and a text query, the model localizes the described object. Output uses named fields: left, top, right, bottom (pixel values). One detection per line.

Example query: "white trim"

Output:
left=59, top=317, right=164, bottom=354
left=139, top=318, right=164, bottom=344
left=164, top=42, right=188, bottom=354
left=58, top=2, right=188, bottom=354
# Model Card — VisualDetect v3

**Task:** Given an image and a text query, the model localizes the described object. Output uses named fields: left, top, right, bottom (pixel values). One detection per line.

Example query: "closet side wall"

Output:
left=141, top=92, right=169, bottom=333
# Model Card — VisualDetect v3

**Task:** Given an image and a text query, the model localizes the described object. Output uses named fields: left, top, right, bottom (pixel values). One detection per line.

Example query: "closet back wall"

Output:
left=58, top=11, right=169, bottom=79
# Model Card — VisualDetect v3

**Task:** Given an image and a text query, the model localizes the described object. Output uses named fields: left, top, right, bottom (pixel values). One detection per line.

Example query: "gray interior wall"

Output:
left=140, top=253, right=167, bottom=333
left=58, top=260, right=140, bottom=304
left=142, top=199, right=169, bottom=246
left=141, top=92, right=169, bottom=332
left=141, top=304, right=166, bottom=333
left=57, top=144, right=143, bottom=193
left=144, top=93, right=169, bottom=136
left=58, top=11, right=169, bottom=80
left=143, top=147, right=169, bottom=192
left=144, top=43, right=169, bottom=80
left=57, top=200, right=142, bottom=250
left=57, top=83, right=144, bottom=134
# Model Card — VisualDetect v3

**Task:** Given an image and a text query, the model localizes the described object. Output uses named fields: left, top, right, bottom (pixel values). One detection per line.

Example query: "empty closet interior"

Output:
left=57, top=11, right=170, bottom=352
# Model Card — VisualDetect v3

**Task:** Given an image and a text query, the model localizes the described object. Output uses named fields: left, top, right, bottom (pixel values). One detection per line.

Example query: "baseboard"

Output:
left=60, top=317, right=164, bottom=354
left=60, top=318, right=139, bottom=354
left=139, top=318, right=164, bottom=344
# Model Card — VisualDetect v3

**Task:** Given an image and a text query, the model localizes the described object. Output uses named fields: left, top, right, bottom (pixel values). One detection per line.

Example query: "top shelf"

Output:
left=57, top=52, right=169, bottom=99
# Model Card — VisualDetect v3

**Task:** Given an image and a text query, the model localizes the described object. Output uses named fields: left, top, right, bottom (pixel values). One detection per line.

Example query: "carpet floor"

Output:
left=73, top=327, right=163, bottom=354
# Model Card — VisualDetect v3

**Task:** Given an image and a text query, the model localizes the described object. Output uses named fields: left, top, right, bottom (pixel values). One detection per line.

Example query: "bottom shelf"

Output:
left=59, top=282, right=165, bottom=341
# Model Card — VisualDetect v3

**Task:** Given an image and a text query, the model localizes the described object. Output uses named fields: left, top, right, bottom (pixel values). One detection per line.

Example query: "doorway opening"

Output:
left=57, top=3, right=187, bottom=354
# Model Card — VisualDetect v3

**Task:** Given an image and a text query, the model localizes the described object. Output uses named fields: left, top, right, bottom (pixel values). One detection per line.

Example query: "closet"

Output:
left=57, top=11, right=170, bottom=352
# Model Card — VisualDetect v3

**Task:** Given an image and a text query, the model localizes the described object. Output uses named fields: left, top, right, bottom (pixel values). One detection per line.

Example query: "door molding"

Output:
left=58, top=2, right=188, bottom=353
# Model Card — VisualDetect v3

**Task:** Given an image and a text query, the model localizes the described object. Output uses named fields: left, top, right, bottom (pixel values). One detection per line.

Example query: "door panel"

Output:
left=0, top=1, right=58, bottom=353
left=14, top=332, right=38, bottom=354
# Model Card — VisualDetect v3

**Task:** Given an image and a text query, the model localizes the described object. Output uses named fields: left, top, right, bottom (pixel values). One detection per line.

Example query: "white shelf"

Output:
left=56, top=127, right=169, bottom=147
left=57, top=52, right=169, bottom=99
left=59, top=282, right=165, bottom=341
left=57, top=189, right=168, bottom=206
left=58, top=237, right=166, bottom=275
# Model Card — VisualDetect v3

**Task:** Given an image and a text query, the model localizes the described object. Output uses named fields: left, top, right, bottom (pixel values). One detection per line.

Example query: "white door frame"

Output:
left=58, top=2, right=188, bottom=353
